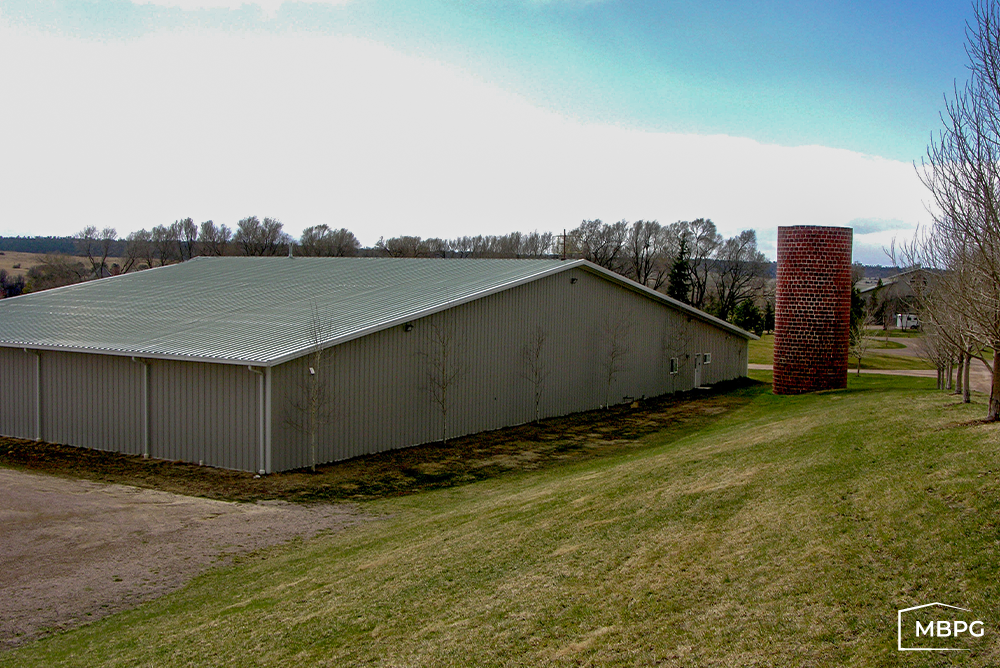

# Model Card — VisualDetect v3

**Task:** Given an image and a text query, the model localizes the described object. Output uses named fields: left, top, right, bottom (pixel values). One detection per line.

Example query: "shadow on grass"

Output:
left=0, top=378, right=766, bottom=504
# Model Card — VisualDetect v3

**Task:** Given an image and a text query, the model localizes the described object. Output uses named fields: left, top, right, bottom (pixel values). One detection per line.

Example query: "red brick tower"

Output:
left=773, top=225, right=853, bottom=395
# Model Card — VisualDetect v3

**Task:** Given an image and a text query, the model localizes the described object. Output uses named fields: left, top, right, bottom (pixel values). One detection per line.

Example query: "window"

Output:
left=669, top=357, right=678, bottom=374
left=704, top=352, right=712, bottom=364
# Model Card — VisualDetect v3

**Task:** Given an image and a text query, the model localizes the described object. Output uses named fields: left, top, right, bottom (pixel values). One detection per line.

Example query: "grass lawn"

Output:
left=4, top=373, right=999, bottom=666
left=750, top=333, right=934, bottom=371
left=748, top=332, right=774, bottom=364
left=867, top=339, right=906, bottom=350
left=883, top=330, right=924, bottom=339
left=848, top=352, right=935, bottom=371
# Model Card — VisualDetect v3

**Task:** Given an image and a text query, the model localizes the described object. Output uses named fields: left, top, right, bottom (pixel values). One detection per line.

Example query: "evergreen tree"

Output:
left=764, top=300, right=775, bottom=333
left=849, top=286, right=865, bottom=347
left=666, top=234, right=691, bottom=303
left=732, top=299, right=764, bottom=336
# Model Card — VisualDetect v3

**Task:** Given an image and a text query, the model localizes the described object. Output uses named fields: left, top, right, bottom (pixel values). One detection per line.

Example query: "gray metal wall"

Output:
left=0, top=347, right=38, bottom=440
left=39, top=351, right=144, bottom=455
left=149, top=360, right=259, bottom=471
left=271, top=267, right=749, bottom=471
left=0, top=349, right=259, bottom=471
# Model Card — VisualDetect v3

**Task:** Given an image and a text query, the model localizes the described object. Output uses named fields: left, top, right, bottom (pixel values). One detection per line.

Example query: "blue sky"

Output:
left=0, top=0, right=976, bottom=262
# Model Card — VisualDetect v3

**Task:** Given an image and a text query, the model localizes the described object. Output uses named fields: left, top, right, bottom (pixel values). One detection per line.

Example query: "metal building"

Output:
left=0, top=257, right=754, bottom=473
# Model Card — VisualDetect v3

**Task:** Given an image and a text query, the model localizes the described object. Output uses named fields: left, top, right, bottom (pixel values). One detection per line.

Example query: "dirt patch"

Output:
left=0, top=469, right=371, bottom=650
left=0, top=378, right=764, bottom=504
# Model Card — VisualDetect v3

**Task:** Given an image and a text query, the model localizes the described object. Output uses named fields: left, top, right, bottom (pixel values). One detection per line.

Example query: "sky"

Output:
left=0, top=0, right=978, bottom=263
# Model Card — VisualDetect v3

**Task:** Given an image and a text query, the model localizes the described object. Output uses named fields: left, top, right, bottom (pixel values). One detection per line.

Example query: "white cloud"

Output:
left=0, top=23, right=929, bottom=254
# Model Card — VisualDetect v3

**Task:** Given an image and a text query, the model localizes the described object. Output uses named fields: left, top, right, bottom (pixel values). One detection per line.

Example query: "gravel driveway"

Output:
left=0, top=468, right=372, bottom=649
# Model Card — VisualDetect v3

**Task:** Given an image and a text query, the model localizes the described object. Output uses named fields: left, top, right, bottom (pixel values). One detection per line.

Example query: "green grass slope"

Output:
left=750, top=333, right=934, bottom=371
left=5, top=374, right=999, bottom=667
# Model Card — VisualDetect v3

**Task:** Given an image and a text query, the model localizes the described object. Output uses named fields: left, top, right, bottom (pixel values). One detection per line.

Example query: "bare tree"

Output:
left=285, top=305, right=335, bottom=472
left=76, top=225, right=117, bottom=278
left=236, top=216, right=290, bottom=256
left=849, top=287, right=881, bottom=374
left=678, top=218, right=722, bottom=309
left=520, top=326, right=550, bottom=421
left=660, top=315, right=692, bottom=389
left=300, top=225, right=361, bottom=257
left=569, top=219, right=628, bottom=271
left=423, top=237, right=449, bottom=258
left=172, top=218, right=199, bottom=261
left=422, top=321, right=464, bottom=442
left=712, top=229, right=768, bottom=321
left=915, top=319, right=961, bottom=390
left=198, top=220, right=232, bottom=256
left=449, top=235, right=475, bottom=257
left=598, top=317, right=631, bottom=407
left=376, top=235, right=429, bottom=257
left=890, top=247, right=984, bottom=402
left=446, top=231, right=553, bottom=258
left=25, top=254, right=88, bottom=291
left=151, top=223, right=178, bottom=265
left=125, top=229, right=155, bottom=270
left=519, top=231, right=554, bottom=257
left=915, top=0, right=1000, bottom=419
left=119, top=230, right=149, bottom=273
left=448, top=234, right=489, bottom=257
left=624, top=220, right=674, bottom=289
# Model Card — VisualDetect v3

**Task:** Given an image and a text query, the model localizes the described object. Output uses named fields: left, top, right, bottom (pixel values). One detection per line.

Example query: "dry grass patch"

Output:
left=0, top=251, right=46, bottom=276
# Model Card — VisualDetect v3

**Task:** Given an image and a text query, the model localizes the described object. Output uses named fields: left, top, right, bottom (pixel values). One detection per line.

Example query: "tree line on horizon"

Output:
left=10, top=216, right=772, bottom=332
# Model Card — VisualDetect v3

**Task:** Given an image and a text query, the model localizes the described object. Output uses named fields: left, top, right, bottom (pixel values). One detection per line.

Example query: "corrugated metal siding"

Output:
left=149, top=360, right=258, bottom=471
left=39, top=351, right=143, bottom=454
left=0, top=349, right=258, bottom=470
left=0, top=347, right=37, bottom=439
left=271, top=267, right=749, bottom=470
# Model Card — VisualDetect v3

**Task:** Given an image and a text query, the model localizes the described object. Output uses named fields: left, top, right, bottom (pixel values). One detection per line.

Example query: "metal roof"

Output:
left=0, top=257, right=753, bottom=366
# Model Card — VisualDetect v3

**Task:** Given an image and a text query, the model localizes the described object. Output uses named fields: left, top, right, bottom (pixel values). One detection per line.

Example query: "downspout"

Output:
left=249, top=366, right=266, bottom=475
left=132, top=358, right=150, bottom=458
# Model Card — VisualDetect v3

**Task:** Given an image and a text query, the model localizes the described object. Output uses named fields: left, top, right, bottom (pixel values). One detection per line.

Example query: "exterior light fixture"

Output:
left=404, top=323, right=414, bottom=332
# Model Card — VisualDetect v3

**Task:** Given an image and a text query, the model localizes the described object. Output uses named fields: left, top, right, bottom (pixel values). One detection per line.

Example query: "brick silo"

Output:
left=773, top=225, right=853, bottom=395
